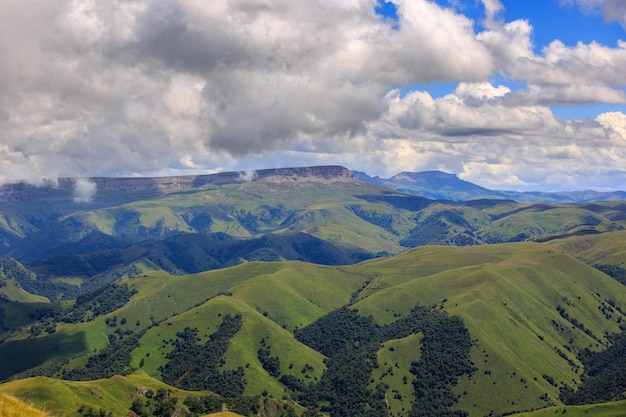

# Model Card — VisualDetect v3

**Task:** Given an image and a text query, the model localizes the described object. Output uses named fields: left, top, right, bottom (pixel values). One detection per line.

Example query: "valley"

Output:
left=1, top=166, right=626, bottom=417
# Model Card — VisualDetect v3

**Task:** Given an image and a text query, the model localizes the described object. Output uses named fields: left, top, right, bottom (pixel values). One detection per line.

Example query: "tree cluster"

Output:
left=348, top=206, right=397, bottom=232
left=58, top=283, right=136, bottom=324
left=560, top=330, right=626, bottom=404
left=63, top=328, right=140, bottom=380
left=555, top=305, right=598, bottom=341
left=160, top=314, right=245, bottom=397
left=257, top=339, right=281, bottom=377
left=294, top=304, right=474, bottom=417
left=77, top=405, right=113, bottom=417
left=129, top=388, right=178, bottom=417
left=0, top=257, right=79, bottom=300
left=184, top=394, right=261, bottom=416
left=594, top=264, right=626, bottom=286
left=294, top=307, right=378, bottom=357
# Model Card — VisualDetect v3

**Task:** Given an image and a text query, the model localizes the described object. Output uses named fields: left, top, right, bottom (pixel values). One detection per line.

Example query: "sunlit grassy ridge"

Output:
left=2, top=242, right=626, bottom=416
left=0, top=371, right=212, bottom=416
left=548, top=229, right=626, bottom=265
left=0, top=392, right=49, bottom=417
left=350, top=243, right=626, bottom=416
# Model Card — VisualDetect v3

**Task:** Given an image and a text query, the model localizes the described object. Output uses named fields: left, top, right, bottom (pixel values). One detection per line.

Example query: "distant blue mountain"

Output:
left=353, top=170, right=626, bottom=203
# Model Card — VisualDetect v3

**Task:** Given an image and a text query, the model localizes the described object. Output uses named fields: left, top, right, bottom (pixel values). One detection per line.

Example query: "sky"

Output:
left=1, top=0, right=626, bottom=192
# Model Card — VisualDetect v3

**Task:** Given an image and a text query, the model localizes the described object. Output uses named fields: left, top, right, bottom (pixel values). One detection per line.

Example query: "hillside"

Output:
left=2, top=166, right=626, bottom=416
left=2, top=242, right=626, bottom=416
left=0, top=370, right=275, bottom=417
left=0, top=392, right=49, bottom=417
left=2, top=167, right=626, bottom=302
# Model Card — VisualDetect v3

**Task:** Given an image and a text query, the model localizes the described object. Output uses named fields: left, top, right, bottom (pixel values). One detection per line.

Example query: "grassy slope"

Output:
left=0, top=281, right=48, bottom=303
left=127, top=242, right=626, bottom=415
left=547, top=229, right=626, bottom=265
left=131, top=261, right=365, bottom=397
left=351, top=243, right=626, bottom=416
left=3, top=242, right=626, bottom=416
left=511, top=401, right=626, bottom=417
left=371, top=333, right=423, bottom=416
left=0, top=371, right=209, bottom=417
left=0, top=392, right=49, bottom=417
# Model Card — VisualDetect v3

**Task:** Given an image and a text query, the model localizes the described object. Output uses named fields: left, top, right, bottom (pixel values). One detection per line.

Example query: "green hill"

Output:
left=4, top=178, right=626, bottom=304
left=0, top=392, right=49, bottom=417
left=0, top=370, right=267, bottom=417
left=2, top=242, right=626, bottom=416
left=3, top=169, right=626, bottom=416
left=4, top=171, right=626, bottom=270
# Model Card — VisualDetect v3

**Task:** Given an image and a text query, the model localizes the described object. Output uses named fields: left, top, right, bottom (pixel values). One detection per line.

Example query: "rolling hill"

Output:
left=2, top=166, right=626, bottom=416
left=2, top=242, right=626, bottom=416
left=2, top=166, right=626, bottom=302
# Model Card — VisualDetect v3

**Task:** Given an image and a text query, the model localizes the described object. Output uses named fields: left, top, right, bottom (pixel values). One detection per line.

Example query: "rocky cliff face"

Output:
left=91, top=165, right=354, bottom=191
left=0, top=166, right=354, bottom=200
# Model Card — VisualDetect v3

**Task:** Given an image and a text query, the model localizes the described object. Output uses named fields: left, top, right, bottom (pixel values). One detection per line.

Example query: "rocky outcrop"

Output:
left=0, top=166, right=354, bottom=199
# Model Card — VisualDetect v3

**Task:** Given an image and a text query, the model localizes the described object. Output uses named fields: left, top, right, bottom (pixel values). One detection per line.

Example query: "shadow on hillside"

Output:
left=0, top=331, right=87, bottom=380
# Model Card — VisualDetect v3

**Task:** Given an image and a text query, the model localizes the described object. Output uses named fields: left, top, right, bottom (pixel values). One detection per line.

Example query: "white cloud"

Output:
left=369, top=81, right=626, bottom=190
left=561, top=0, right=626, bottom=29
left=597, top=111, right=626, bottom=139
left=73, top=178, right=97, bottom=203
left=0, top=0, right=625, bottom=191
left=238, top=169, right=258, bottom=183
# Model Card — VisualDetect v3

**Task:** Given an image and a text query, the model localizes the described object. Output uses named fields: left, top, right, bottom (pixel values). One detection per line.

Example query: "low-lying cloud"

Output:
left=73, top=178, right=97, bottom=203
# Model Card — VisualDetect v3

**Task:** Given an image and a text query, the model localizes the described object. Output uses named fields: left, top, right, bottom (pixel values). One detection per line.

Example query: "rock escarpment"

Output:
left=0, top=165, right=354, bottom=199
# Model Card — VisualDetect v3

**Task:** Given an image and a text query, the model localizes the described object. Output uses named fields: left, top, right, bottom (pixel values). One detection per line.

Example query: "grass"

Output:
left=0, top=280, right=49, bottom=303
left=4, top=241, right=626, bottom=416
left=371, top=333, right=422, bottom=415
left=0, top=371, right=211, bottom=417
left=352, top=243, right=626, bottom=416
left=548, top=229, right=626, bottom=265
left=0, top=392, right=49, bottom=417
left=510, top=400, right=626, bottom=417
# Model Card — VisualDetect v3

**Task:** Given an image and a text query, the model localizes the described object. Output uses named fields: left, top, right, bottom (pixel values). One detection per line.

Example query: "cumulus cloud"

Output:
left=597, top=111, right=626, bottom=139
left=369, top=81, right=626, bottom=190
left=73, top=178, right=97, bottom=203
left=0, top=0, right=625, bottom=191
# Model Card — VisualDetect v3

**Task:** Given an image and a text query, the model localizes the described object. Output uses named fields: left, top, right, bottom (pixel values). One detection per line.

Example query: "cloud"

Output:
left=238, top=169, right=258, bottom=183
left=73, top=178, right=97, bottom=203
left=561, top=0, right=626, bottom=29
left=0, top=0, right=625, bottom=191
left=369, top=82, right=626, bottom=190
left=479, top=0, right=504, bottom=28
left=597, top=111, right=626, bottom=139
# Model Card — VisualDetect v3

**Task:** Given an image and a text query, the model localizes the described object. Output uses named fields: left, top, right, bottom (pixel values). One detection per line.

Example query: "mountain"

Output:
left=353, top=170, right=502, bottom=201
left=2, top=243, right=626, bottom=417
left=353, top=170, right=626, bottom=202
left=2, top=165, right=626, bottom=416
left=2, top=165, right=626, bottom=301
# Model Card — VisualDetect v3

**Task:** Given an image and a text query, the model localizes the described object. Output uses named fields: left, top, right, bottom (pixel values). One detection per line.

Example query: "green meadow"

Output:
left=2, top=241, right=626, bottom=416
left=2, top=174, right=626, bottom=416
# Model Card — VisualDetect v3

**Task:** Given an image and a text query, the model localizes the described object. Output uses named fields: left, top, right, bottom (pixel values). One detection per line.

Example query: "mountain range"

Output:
left=1, top=165, right=626, bottom=417
left=353, top=170, right=626, bottom=203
